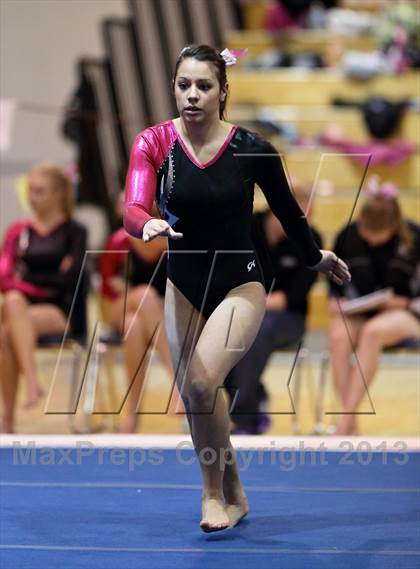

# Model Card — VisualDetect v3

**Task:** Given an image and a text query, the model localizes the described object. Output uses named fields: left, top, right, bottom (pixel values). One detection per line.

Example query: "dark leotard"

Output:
left=0, top=219, right=86, bottom=315
left=124, top=120, right=322, bottom=318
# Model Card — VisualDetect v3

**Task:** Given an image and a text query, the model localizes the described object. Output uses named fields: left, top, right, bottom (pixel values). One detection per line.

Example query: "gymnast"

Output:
left=0, top=164, right=86, bottom=432
left=123, top=44, right=351, bottom=532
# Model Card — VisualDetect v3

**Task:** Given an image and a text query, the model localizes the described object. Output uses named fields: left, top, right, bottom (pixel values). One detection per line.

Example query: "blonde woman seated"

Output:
left=328, top=177, right=420, bottom=436
left=0, top=164, right=86, bottom=432
left=99, top=226, right=182, bottom=433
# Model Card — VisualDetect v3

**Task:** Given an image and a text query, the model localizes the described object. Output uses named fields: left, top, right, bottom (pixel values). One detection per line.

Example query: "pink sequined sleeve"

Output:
left=124, top=123, right=176, bottom=239
left=124, top=133, right=158, bottom=238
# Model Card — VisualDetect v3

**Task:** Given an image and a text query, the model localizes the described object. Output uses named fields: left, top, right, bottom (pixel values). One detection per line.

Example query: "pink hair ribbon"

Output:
left=220, top=48, right=248, bottom=66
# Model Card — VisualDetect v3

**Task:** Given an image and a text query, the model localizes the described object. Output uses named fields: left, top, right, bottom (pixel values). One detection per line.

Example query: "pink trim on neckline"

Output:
left=170, top=121, right=237, bottom=169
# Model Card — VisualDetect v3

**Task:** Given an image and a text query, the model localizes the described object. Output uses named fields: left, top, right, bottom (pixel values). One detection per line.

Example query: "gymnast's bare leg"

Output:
left=165, top=278, right=266, bottom=531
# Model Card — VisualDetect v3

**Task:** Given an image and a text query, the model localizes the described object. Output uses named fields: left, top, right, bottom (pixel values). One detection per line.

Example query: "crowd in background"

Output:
left=0, top=164, right=418, bottom=435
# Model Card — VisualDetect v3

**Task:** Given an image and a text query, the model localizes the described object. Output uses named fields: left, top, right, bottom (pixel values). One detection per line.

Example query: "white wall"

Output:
left=0, top=0, right=128, bottom=230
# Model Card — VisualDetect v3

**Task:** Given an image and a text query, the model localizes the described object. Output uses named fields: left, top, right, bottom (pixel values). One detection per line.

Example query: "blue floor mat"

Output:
left=1, top=447, right=419, bottom=569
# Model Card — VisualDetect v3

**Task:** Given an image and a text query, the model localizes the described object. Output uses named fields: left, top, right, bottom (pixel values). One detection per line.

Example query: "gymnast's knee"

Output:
left=184, top=378, right=215, bottom=410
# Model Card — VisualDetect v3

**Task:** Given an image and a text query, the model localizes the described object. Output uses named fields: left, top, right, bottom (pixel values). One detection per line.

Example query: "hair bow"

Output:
left=365, top=175, right=399, bottom=200
left=220, top=47, right=248, bottom=66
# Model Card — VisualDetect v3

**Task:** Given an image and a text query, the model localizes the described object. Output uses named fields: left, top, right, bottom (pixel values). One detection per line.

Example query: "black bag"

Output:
left=332, top=96, right=409, bottom=139
left=362, top=97, right=408, bottom=139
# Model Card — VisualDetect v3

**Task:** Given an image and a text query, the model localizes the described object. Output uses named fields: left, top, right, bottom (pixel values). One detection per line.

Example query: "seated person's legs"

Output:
left=2, top=292, right=67, bottom=406
left=0, top=324, right=19, bottom=432
left=328, top=309, right=367, bottom=419
left=103, top=284, right=181, bottom=432
left=336, top=309, right=420, bottom=435
left=0, top=296, right=67, bottom=432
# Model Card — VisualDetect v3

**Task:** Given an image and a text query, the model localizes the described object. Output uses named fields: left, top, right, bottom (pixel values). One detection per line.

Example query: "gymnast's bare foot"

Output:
left=200, top=497, right=230, bottom=533
left=23, top=383, right=44, bottom=409
left=225, top=499, right=249, bottom=528
left=223, top=483, right=249, bottom=528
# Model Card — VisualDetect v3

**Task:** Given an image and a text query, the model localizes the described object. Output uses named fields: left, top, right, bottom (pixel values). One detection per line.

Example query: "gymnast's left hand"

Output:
left=142, top=218, right=183, bottom=243
left=308, top=250, right=351, bottom=286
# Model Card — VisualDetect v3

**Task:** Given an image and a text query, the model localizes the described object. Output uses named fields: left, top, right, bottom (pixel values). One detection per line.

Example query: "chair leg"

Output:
left=102, top=347, right=119, bottom=431
left=78, top=342, right=121, bottom=433
left=68, top=343, right=85, bottom=434
left=79, top=340, right=103, bottom=433
left=291, top=347, right=308, bottom=435
left=313, top=349, right=330, bottom=434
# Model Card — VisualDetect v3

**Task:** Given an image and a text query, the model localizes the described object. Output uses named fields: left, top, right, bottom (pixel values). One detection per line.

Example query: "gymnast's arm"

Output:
left=123, top=134, right=156, bottom=239
left=328, top=227, right=348, bottom=315
left=123, top=133, right=182, bottom=242
left=286, top=230, right=324, bottom=311
left=253, top=140, right=322, bottom=267
left=253, top=139, right=351, bottom=284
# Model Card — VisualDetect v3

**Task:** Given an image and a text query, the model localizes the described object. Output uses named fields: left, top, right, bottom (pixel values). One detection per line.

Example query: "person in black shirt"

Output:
left=224, top=184, right=322, bottom=434
left=0, top=164, right=86, bottom=432
left=328, top=179, right=420, bottom=435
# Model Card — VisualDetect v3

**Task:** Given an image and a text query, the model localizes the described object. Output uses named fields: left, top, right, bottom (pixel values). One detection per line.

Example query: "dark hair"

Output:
left=172, top=44, right=228, bottom=120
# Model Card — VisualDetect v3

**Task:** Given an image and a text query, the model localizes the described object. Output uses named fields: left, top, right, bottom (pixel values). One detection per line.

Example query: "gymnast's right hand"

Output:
left=142, top=219, right=183, bottom=243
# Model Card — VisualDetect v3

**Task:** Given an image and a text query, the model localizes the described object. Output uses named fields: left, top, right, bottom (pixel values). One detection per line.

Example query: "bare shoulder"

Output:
left=222, top=120, right=236, bottom=133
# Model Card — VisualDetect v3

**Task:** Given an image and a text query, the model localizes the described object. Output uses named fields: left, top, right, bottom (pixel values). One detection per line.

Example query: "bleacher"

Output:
left=222, top=5, right=419, bottom=330
left=228, top=70, right=419, bottom=106
left=70, top=0, right=419, bottom=345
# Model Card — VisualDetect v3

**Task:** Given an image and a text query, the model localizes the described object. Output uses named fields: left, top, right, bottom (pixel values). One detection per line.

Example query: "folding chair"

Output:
left=36, top=273, right=89, bottom=433
left=287, top=342, right=310, bottom=435
left=77, top=325, right=123, bottom=433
